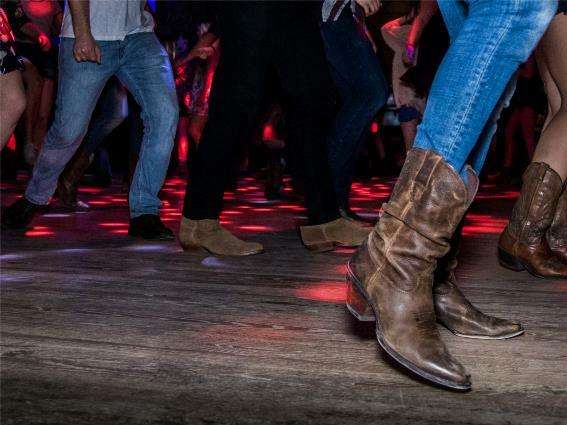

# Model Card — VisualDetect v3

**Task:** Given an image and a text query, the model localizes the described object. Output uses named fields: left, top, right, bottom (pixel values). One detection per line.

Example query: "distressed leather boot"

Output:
left=498, top=163, right=567, bottom=279
left=547, top=185, right=567, bottom=264
left=57, top=151, right=92, bottom=210
left=433, top=223, right=524, bottom=339
left=347, top=221, right=525, bottom=339
left=346, top=149, right=476, bottom=391
left=299, top=218, right=371, bottom=252
left=179, top=218, right=264, bottom=256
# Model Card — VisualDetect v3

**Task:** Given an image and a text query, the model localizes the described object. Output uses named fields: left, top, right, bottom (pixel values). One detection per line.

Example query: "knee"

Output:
left=12, top=90, right=27, bottom=118
left=508, top=2, right=556, bottom=60
left=354, top=79, right=388, bottom=115
left=46, top=119, right=87, bottom=149
left=147, top=95, right=179, bottom=135
left=366, top=82, right=388, bottom=112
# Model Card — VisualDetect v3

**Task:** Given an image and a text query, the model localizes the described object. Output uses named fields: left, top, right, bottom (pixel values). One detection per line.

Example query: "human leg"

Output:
left=0, top=70, right=26, bottom=149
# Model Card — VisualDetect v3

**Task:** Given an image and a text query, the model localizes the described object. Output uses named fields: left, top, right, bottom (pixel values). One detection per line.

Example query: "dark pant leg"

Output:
left=321, top=11, right=388, bottom=208
left=272, top=3, right=339, bottom=225
left=183, top=3, right=271, bottom=219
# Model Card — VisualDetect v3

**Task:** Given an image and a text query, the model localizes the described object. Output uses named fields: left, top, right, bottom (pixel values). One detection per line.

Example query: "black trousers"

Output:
left=183, top=1, right=339, bottom=225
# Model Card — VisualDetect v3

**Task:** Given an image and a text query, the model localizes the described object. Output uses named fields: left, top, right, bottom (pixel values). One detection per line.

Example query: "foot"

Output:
left=1, top=198, right=41, bottom=230
left=128, top=214, right=174, bottom=240
left=434, top=278, right=524, bottom=339
left=179, top=218, right=264, bottom=256
left=299, top=218, right=371, bottom=252
left=339, top=207, right=373, bottom=224
left=57, top=179, right=90, bottom=211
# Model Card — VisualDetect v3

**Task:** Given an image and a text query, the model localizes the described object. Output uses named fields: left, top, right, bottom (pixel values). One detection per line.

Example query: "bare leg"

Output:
left=0, top=71, right=26, bottom=150
left=532, top=14, right=567, bottom=181
left=503, top=109, right=520, bottom=169
left=33, top=78, right=55, bottom=152
left=21, top=60, right=43, bottom=164
left=519, top=106, right=537, bottom=160
left=400, top=120, right=418, bottom=151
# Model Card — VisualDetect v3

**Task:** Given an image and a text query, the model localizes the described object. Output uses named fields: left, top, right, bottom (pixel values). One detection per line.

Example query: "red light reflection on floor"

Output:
left=293, top=282, right=346, bottom=304
left=25, top=226, right=55, bottom=237
left=238, top=225, right=273, bottom=232
left=99, top=222, right=127, bottom=228
left=463, top=213, right=508, bottom=236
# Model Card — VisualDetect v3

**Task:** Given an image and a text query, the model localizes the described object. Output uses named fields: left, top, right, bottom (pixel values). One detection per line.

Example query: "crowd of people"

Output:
left=0, top=0, right=566, bottom=391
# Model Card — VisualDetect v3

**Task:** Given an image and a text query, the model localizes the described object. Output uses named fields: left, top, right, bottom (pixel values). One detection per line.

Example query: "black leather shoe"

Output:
left=1, top=198, right=41, bottom=230
left=128, top=214, right=174, bottom=240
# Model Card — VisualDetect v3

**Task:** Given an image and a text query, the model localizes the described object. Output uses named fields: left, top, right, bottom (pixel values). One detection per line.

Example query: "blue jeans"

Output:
left=26, top=33, right=178, bottom=217
left=413, top=0, right=556, bottom=178
left=83, top=79, right=129, bottom=181
left=321, top=11, right=388, bottom=208
left=83, top=78, right=128, bottom=156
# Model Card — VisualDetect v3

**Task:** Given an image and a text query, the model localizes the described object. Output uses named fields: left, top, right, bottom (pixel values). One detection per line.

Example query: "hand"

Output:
left=402, top=43, right=416, bottom=67
left=189, top=46, right=216, bottom=61
left=176, top=46, right=215, bottom=68
left=37, top=33, right=52, bottom=52
left=355, top=0, right=381, bottom=17
left=73, top=34, right=101, bottom=63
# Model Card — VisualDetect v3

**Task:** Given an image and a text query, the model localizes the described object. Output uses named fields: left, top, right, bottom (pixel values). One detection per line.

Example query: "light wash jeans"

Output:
left=25, top=33, right=178, bottom=217
left=413, top=0, right=557, bottom=179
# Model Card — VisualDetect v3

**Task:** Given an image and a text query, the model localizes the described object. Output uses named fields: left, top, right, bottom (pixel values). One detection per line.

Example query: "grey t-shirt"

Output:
left=60, top=0, right=154, bottom=41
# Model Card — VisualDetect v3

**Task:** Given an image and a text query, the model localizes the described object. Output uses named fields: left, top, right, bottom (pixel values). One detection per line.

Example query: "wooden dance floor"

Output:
left=1, top=175, right=566, bottom=425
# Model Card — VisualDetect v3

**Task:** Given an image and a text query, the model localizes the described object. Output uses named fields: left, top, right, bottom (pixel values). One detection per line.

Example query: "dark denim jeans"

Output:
left=321, top=11, right=388, bottom=208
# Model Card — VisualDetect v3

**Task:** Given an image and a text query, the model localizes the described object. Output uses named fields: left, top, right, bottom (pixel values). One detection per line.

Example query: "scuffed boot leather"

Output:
left=57, top=150, right=92, bottom=210
left=547, top=185, right=567, bottom=264
left=300, top=218, right=371, bottom=252
left=434, top=223, right=524, bottom=339
left=498, top=163, right=567, bottom=279
left=179, top=218, right=264, bottom=256
left=346, top=149, right=476, bottom=390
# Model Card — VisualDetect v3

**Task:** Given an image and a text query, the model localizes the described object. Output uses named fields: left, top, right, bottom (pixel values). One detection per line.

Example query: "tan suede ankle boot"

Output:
left=299, top=218, right=371, bottom=252
left=179, top=218, right=264, bottom=256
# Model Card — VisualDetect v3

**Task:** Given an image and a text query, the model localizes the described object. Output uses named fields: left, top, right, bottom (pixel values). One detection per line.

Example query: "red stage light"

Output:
left=262, top=124, right=276, bottom=141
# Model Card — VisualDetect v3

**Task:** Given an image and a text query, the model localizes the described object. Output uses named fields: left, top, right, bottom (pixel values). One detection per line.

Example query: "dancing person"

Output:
left=2, top=0, right=179, bottom=240
left=14, top=0, right=62, bottom=165
left=381, top=0, right=445, bottom=151
left=345, top=0, right=556, bottom=390
left=0, top=5, right=26, bottom=150
left=179, top=1, right=371, bottom=256
left=320, top=0, right=388, bottom=221
left=56, top=78, right=128, bottom=209
left=499, top=4, right=567, bottom=277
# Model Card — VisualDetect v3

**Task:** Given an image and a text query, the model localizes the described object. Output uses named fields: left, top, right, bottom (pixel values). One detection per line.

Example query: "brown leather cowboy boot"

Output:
left=347, top=221, right=524, bottom=340
left=434, top=223, right=524, bottom=339
left=547, top=185, right=567, bottom=264
left=57, top=150, right=92, bottom=210
left=498, top=163, right=567, bottom=279
left=346, top=148, right=476, bottom=390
